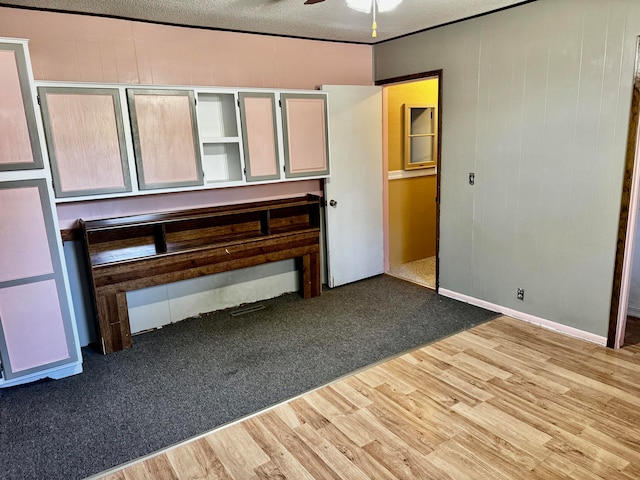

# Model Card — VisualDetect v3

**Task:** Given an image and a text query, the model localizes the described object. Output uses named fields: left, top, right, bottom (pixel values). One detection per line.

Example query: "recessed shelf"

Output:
left=197, top=93, right=238, bottom=138
left=404, top=104, right=437, bottom=170
left=200, top=136, right=240, bottom=144
left=202, top=142, right=243, bottom=183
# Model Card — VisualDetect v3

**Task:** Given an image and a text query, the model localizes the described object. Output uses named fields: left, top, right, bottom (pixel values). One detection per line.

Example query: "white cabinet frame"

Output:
left=196, top=91, right=244, bottom=185
left=32, top=82, right=331, bottom=203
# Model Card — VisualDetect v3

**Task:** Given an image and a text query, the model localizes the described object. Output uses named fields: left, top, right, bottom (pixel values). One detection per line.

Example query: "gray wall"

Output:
left=375, top=0, right=640, bottom=336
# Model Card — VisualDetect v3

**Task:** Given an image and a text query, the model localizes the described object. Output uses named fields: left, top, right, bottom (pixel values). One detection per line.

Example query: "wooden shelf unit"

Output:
left=81, top=195, right=322, bottom=354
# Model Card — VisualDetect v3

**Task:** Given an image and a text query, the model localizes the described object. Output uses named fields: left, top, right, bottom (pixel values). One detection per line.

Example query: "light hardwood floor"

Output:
left=96, top=316, right=640, bottom=479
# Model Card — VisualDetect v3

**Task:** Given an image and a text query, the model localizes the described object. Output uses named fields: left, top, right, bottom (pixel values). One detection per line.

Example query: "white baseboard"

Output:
left=439, top=288, right=607, bottom=346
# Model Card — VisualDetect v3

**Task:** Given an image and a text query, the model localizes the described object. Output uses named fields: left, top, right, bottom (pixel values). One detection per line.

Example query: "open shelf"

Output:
left=197, top=92, right=244, bottom=184
left=197, top=93, right=238, bottom=138
left=202, top=142, right=243, bottom=183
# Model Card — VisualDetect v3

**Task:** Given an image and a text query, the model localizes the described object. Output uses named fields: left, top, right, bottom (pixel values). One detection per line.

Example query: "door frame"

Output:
left=376, top=69, right=443, bottom=291
left=608, top=37, right=640, bottom=348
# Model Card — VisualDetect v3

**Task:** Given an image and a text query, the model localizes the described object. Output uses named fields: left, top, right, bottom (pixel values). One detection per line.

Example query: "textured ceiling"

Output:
left=0, top=0, right=533, bottom=44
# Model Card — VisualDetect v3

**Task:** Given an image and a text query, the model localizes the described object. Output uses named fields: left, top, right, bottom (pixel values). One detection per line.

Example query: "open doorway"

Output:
left=380, top=74, right=441, bottom=290
left=609, top=37, right=640, bottom=348
left=607, top=88, right=640, bottom=348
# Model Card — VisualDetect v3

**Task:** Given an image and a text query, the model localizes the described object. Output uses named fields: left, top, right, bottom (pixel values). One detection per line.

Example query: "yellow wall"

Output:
left=387, top=78, right=439, bottom=266
left=389, top=175, right=438, bottom=264
left=387, top=78, right=439, bottom=171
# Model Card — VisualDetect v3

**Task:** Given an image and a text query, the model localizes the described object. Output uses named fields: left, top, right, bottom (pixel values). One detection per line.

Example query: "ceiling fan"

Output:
left=303, top=0, right=404, bottom=37
left=304, top=0, right=402, bottom=13
left=304, top=0, right=403, bottom=10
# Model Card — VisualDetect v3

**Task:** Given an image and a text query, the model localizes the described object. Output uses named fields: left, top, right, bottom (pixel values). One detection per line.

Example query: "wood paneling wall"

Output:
left=375, top=0, right=640, bottom=337
left=0, top=7, right=371, bottom=89
left=0, top=6, right=372, bottom=225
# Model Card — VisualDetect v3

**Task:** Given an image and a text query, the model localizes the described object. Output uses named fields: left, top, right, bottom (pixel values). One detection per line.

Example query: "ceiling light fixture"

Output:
left=346, top=0, right=403, bottom=38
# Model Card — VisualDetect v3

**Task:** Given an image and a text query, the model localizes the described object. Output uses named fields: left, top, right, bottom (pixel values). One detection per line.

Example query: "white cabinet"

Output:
left=193, top=89, right=330, bottom=186
left=0, top=39, right=82, bottom=387
left=33, top=83, right=331, bottom=202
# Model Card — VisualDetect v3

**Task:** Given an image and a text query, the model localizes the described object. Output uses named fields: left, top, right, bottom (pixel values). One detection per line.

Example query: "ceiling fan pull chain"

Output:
left=372, top=0, right=377, bottom=38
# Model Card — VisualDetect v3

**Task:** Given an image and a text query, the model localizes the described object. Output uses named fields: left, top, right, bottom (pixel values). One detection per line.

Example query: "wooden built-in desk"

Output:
left=81, top=195, right=322, bottom=354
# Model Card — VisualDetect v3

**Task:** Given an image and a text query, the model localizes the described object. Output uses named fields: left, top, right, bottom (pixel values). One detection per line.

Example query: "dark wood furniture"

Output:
left=81, top=195, right=322, bottom=354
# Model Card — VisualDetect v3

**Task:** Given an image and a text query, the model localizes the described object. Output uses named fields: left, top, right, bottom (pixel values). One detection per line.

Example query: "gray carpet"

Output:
left=0, top=275, right=497, bottom=480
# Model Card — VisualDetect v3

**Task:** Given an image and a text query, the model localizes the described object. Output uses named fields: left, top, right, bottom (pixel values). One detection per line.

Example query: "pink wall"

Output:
left=0, top=7, right=372, bottom=89
left=57, top=180, right=323, bottom=229
left=0, top=7, right=371, bottom=223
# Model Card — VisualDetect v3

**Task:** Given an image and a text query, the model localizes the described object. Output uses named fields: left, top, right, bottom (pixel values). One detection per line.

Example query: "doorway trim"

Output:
left=376, top=69, right=443, bottom=291
left=608, top=37, right=640, bottom=348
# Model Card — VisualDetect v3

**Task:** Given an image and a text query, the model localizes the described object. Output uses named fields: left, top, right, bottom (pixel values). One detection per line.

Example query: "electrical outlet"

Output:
left=517, top=288, right=525, bottom=301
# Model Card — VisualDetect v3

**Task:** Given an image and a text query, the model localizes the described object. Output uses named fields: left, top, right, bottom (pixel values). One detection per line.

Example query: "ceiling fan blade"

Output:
left=304, top=0, right=325, bottom=4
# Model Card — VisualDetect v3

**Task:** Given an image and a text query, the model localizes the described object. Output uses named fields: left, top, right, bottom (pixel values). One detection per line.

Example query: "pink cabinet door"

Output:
left=0, top=180, right=77, bottom=380
left=0, top=280, right=70, bottom=374
left=0, top=42, right=43, bottom=171
left=127, top=89, right=203, bottom=190
left=38, top=87, right=131, bottom=197
left=280, top=93, right=330, bottom=179
left=238, top=92, right=281, bottom=182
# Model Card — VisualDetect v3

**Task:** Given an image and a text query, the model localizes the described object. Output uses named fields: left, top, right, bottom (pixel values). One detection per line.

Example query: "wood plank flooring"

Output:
left=95, top=316, right=640, bottom=479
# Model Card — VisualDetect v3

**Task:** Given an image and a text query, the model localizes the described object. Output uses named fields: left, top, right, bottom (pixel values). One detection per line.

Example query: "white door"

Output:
left=322, top=85, right=383, bottom=288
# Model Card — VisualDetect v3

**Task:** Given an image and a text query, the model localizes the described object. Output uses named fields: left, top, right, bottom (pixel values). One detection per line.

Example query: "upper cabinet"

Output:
left=0, top=41, right=43, bottom=171
left=280, top=93, right=330, bottom=179
left=38, top=86, right=131, bottom=197
left=127, top=89, right=204, bottom=190
left=33, top=83, right=331, bottom=202
left=238, top=92, right=280, bottom=182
